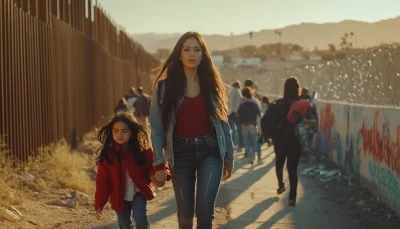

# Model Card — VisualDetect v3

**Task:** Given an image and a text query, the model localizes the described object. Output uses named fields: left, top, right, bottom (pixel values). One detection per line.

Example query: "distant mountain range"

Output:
left=132, top=16, right=400, bottom=53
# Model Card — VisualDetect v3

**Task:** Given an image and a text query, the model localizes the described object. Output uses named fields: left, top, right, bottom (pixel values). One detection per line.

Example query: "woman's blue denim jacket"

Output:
left=149, top=81, right=234, bottom=169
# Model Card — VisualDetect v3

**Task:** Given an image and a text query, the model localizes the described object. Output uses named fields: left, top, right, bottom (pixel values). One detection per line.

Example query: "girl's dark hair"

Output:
left=241, top=87, right=253, bottom=99
left=152, top=31, right=228, bottom=131
left=283, top=77, right=301, bottom=100
left=262, top=96, right=271, bottom=104
left=96, top=111, right=149, bottom=166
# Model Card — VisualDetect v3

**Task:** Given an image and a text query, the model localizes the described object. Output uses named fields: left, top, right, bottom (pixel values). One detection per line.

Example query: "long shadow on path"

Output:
left=223, top=197, right=279, bottom=228
left=216, top=151, right=276, bottom=208
left=93, top=148, right=275, bottom=228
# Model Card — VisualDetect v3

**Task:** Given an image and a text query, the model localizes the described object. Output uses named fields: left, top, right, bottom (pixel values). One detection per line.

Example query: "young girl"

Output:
left=149, top=31, right=234, bottom=229
left=94, top=111, right=171, bottom=229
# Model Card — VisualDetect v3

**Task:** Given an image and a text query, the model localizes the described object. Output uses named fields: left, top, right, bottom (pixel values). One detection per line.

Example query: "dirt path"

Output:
left=2, top=142, right=399, bottom=228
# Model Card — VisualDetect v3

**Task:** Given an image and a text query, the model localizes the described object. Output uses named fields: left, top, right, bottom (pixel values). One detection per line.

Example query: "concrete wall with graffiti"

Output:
left=315, top=101, right=400, bottom=215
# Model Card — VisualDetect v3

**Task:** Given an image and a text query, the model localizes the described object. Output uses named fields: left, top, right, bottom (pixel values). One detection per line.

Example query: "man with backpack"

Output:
left=133, top=86, right=151, bottom=124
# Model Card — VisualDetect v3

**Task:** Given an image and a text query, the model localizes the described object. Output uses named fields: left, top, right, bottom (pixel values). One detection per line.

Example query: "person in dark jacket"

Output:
left=273, top=77, right=316, bottom=206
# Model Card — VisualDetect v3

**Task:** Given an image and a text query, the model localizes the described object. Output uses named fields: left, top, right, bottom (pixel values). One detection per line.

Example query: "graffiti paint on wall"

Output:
left=369, top=159, right=400, bottom=199
left=317, top=102, right=400, bottom=213
left=346, top=132, right=361, bottom=175
left=360, top=110, right=400, bottom=178
left=318, top=104, right=347, bottom=168
left=319, top=104, right=335, bottom=153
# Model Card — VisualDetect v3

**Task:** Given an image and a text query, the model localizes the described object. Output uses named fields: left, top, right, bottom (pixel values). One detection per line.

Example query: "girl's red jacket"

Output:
left=95, top=145, right=171, bottom=212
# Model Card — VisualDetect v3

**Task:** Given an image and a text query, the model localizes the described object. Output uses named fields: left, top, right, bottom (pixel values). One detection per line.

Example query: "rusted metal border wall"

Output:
left=0, top=0, right=159, bottom=165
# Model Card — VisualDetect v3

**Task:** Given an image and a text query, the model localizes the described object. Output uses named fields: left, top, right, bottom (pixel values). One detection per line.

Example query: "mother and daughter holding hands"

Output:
left=94, top=32, right=234, bottom=229
left=93, top=31, right=315, bottom=229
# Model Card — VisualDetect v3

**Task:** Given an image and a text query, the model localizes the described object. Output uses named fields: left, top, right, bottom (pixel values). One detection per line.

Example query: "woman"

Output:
left=273, top=77, right=316, bottom=206
left=149, top=31, right=234, bottom=229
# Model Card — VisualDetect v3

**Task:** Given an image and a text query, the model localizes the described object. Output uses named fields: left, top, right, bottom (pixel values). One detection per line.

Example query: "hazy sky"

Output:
left=96, top=0, right=400, bottom=35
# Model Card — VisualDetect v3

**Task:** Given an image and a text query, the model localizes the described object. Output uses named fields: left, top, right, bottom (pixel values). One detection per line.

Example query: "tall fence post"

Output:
left=0, top=0, right=159, bottom=165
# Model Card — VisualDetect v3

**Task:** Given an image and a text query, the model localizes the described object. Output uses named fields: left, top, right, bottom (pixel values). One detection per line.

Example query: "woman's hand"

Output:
left=223, top=167, right=233, bottom=180
left=151, top=170, right=167, bottom=187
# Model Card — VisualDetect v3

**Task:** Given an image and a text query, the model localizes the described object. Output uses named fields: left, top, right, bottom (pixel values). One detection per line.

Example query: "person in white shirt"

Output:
left=125, top=87, right=139, bottom=114
left=228, top=81, right=243, bottom=148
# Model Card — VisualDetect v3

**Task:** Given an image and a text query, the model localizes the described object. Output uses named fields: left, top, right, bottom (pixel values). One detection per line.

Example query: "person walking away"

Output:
left=261, top=96, right=272, bottom=147
left=263, top=77, right=316, bottom=206
left=115, top=98, right=128, bottom=113
left=228, top=81, right=243, bottom=149
left=237, top=87, right=261, bottom=164
left=125, top=87, right=139, bottom=114
left=238, top=80, right=262, bottom=157
left=300, top=87, right=319, bottom=161
left=134, top=87, right=151, bottom=124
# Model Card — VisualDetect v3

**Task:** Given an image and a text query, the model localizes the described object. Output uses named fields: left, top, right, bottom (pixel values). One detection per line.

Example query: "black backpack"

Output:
left=261, top=99, right=286, bottom=139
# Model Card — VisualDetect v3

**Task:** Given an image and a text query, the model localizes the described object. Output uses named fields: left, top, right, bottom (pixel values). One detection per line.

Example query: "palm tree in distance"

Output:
left=350, top=32, right=355, bottom=48
left=275, top=30, right=283, bottom=55
left=275, top=30, right=282, bottom=43
left=249, top=31, right=253, bottom=45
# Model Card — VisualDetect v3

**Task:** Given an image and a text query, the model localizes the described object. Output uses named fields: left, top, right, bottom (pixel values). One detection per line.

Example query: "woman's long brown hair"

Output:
left=152, top=32, right=228, bottom=131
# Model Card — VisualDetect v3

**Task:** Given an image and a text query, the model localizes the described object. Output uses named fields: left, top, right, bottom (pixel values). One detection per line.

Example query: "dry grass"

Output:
left=0, top=137, right=24, bottom=222
left=0, top=137, right=97, bottom=223
left=28, top=139, right=94, bottom=194
left=0, top=137, right=19, bottom=205
left=0, top=138, right=94, bottom=202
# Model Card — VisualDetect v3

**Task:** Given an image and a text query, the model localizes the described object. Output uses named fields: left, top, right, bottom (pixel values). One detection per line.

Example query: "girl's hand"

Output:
left=96, top=209, right=102, bottom=220
left=153, top=170, right=167, bottom=183
left=223, top=167, right=232, bottom=180
left=151, top=174, right=166, bottom=187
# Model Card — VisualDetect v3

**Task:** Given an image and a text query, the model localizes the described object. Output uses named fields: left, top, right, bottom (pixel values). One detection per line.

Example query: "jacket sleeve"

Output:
left=149, top=82, right=167, bottom=167
left=222, top=119, right=235, bottom=169
left=146, top=148, right=171, bottom=181
left=95, top=161, right=111, bottom=210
